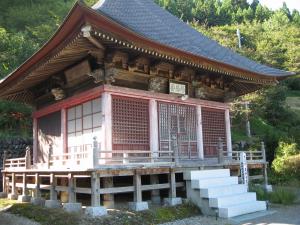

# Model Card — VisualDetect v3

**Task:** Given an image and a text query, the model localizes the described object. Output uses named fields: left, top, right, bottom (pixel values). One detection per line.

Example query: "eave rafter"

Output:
left=90, top=26, right=277, bottom=86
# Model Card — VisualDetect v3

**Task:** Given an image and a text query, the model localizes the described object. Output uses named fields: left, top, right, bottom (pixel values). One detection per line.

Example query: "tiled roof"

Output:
left=93, top=0, right=293, bottom=77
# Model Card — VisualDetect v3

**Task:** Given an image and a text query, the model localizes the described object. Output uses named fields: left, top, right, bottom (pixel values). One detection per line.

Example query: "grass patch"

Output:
left=8, top=203, right=81, bottom=225
left=0, top=199, right=18, bottom=209
left=249, top=185, right=297, bottom=205
left=5, top=202, right=200, bottom=225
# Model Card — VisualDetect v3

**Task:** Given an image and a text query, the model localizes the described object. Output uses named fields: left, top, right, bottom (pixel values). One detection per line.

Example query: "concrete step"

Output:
left=218, top=200, right=266, bottom=218
left=200, top=184, right=248, bottom=198
left=191, top=176, right=238, bottom=189
left=209, top=192, right=257, bottom=208
left=184, top=169, right=230, bottom=180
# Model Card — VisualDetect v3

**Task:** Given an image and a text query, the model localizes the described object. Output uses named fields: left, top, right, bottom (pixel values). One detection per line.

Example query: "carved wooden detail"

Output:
left=128, top=57, right=150, bottom=74
left=174, top=67, right=195, bottom=82
left=150, top=62, right=174, bottom=78
left=51, top=88, right=66, bottom=101
left=149, top=76, right=168, bottom=93
left=108, top=50, right=128, bottom=69
left=88, top=69, right=105, bottom=83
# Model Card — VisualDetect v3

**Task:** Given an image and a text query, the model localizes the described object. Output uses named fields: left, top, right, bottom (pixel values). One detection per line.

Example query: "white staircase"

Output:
left=184, top=169, right=266, bottom=218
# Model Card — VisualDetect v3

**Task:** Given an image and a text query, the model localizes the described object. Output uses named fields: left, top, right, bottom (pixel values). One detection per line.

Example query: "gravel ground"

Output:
left=160, top=204, right=300, bottom=225
left=159, top=215, right=229, bottom=225
left=0, top=212, right=40, bottom=225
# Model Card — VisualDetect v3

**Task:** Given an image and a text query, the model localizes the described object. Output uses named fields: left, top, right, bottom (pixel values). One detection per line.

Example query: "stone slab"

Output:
left=128, top=201, right=149, bottom=211
left=45, top=200, right=62, bottom=209
left=63, top=203, right=82, bottom=213
left=85, top=206, right=107, bottom=217
left=31, top=197, right=45, bottom=206
left=7, top=193, right=18, bottom=200
left=0, top=192, right=7, bottom=198
left=163, top=197, right=182, bottom=206
left=151, top=196, right=161, bottom=204
left=18, top=195, right=31, bottom=203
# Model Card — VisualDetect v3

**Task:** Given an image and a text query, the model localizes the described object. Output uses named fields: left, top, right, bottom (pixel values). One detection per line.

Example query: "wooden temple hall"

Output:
left=0, top=0, right=293, bottom=217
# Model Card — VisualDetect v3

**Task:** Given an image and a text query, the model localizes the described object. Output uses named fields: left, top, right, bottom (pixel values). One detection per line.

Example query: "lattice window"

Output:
left=158, top=102, right=198, bottom=159
left=67, top=98, right=102, bottom=151
left=202, top=107, right=227, bottom=157
left=112, top=96, right=149, bottom=151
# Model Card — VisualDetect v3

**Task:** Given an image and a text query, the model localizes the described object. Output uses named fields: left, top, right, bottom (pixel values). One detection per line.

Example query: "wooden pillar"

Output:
left=196, top=106, right=204, bottom=160
left=91, top=172, right=100, bottom=207
left=133, top=173, right=142, bottom=202
left=22, top=173, right=27, bottom=196
left=169, top=169, right=176, bottom=198
left=2, top=172, right=6, bottom=193
left=149, top=100, right=159, bottom=160
left=150, top=175, right=160, bottom=204
left=11, top=173, right=16, bottom=196
left=225, top=108, right=232, bottom=157
left=50, top=173, right=57, bottom=200
left=103, top=177, right=114, bottom=208
left=34, top=173, right=41, bottom=198
left=33, top=117, right=38, bottom=164
left=61, top=108, right=67, bottom=153
left=68, top=173, right=76, bottom=203
left=101, top=93, right=112, bottom=164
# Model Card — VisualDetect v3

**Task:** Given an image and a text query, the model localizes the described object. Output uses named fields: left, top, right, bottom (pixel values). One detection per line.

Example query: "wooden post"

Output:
left=68, top=173, right=76, bottom=203
left=171, top=134, right=179, bottom=164
left=2, top=151, right=7, bottom=193
left=103, top=177, right=114, bottom=208
left=91, top=172, right=101, bottom=207
left=261, top=141, right=266, bottom=162
left=196, top=106, right=204, bottom=160
left=34, top=173, right=41, bottom=198
left=48, top=144, right=53, bottom=169
left=33, top=117, right=38, bottom=164
left=133, top=173, right=142, bottom=202
left=169, top=169, right=176, bottom=199
left=92, top=137, right=99, bottom=168
left=50, top=173, right=57, bottom=200
left=225, top=109, right=232, bottom=157
left=11, top=173, right=16, bottom=196
left=102, top=93, right=112, bottom=163
left=61, top=108, right=67, bottom=153
left=2, top=172, right=6, bottom=193
left=22, top=173, right=27, bottom=196
left=150, top=175, right=160, bottom=204
left=261, top=141, right=269, bottom=189
left=149, top=99, right=159, bottom=161
left=25, top=147, right=31, bottom=169
left=217, top=138, right=224, bottom=164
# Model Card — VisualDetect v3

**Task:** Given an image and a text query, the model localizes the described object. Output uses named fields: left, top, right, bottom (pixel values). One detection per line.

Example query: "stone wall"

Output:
left=0, top=137, right=32, bottom=192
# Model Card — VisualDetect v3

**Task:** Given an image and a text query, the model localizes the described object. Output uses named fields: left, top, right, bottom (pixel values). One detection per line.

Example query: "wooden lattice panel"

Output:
left=112, top=96, right=149, bottom=151
left=202, top=107, right=227, bottom=157
left=158, top=102, right=197, bottom=159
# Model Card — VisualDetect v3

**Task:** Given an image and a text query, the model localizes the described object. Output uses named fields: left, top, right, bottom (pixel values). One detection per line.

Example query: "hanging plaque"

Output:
left=169, top=80, right=188, bottom=95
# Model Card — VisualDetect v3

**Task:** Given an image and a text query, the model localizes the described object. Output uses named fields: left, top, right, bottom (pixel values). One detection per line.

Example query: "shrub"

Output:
left=268, top=187, right=297, bottom=205
left=272, top=141, right=300, bottom=181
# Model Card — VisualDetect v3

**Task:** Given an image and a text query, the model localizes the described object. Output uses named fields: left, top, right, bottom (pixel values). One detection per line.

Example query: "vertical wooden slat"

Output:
left=196, top=106, right=204, bottom=159
left=33, top=117, right=38, bottom=163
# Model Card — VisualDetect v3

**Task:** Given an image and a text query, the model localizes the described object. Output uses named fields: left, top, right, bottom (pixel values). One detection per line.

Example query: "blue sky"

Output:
left=248, top=0, right=300, bottom=11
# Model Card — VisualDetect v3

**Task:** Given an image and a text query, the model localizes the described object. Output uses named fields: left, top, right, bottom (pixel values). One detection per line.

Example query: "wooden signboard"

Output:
left=169, top=80, right=188, bottom=95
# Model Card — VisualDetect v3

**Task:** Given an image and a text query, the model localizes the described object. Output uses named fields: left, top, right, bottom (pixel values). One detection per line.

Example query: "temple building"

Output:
left=0, top=0, right=293, bottom=218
